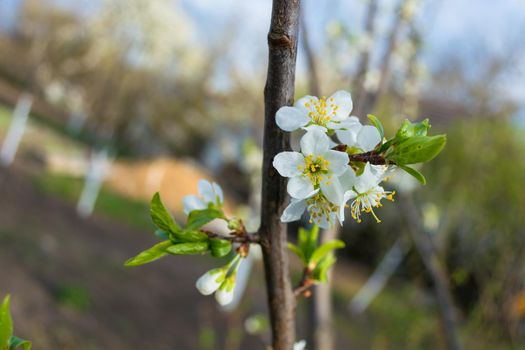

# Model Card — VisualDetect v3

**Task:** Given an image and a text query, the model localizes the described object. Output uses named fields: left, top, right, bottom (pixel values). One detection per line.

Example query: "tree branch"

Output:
left=258, top=1, right=301, bottom=349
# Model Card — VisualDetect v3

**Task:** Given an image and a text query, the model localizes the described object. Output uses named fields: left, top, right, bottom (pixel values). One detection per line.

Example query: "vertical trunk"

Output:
left=400, top=194, right=462, bottom=350
left=258, top=1, right=301, bottom=349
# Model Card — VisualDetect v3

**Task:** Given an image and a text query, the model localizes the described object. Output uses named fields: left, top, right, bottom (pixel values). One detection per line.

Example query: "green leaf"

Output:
left=398, top=164, right=426, bottom=185
left=287, top=242, right=306, bottom=264
left=311, top=253, right=337, bottom=283
left=186, top=208, right=225, bottom=231
left=124, top=240, right=173, bottom=267
left=154, top=229, right=171, bottom=241
left=396, top=118, right=430, bottom=139
left=166, top=242, right=209, bottom=255
left=367, top=114, right=385, bottom=140
left=173, top=230, right=209, bottom=243
left=150, top=193, right=181, bottom=234
left=386, top=134, right=446, bottom=165
left=210, top=239, right=232, bottom=258
left=8, top=336, right=32, bottom=350
left=298, top=226, right=319, bottom=262
left=0, top=295, right=13, bottom=349
left=310, top=240, right=345, bottom=265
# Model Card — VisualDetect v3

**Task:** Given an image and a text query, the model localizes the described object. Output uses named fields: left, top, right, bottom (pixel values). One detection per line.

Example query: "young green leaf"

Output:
left=173, top=230, right=209, bottom=243
left=166, top=242, right=209, bottom=255
left=367, top=114, right=385, bottom=140
left=150, top=193, right=181, bottom=234
left=0, top=295, right=13, bottom=349
left=186, top=208, right=225, bottom=231
left=395, top=118, right=430, bottom=139
left=298, top=226, right=319, bottom=262
left=311, top=253, right=337, bottom=283
left=397, top=164, right=427, bottom=185
left=287, top=242, right=306, bottom=264
left=8, top=336, right=32, bottom=350
left=309, top=240, right=345, bottom=265
left=210, top=239, right=232, bottom=258
left=124, top=240, right=173, bottom=267
left=386, top=134, right=446, bottom=165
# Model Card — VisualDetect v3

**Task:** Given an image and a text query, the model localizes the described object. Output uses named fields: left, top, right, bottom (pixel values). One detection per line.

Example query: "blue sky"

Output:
left=1, top=0, right=524, bottom=102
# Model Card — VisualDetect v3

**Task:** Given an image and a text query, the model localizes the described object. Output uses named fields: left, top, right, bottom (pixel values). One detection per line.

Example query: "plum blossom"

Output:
left=273, top=130, right=349, bottom=200
left=195, top=267, right=226, bottom=295
left=215, top=274, right=236, bottom=306
left=346, top=163, right=395, bottom=223
left=183, top=179, right=224, bottom=214
left=276, top=90, right=354, bottom=132
left=336, top=117, right=382, bottom=152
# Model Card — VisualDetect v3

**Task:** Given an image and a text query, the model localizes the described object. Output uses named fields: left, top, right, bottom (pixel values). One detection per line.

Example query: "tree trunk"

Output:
left=258, top=1, right=301, bottom=349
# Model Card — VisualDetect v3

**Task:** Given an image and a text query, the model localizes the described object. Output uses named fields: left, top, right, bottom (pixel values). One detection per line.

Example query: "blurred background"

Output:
left=0, top=0, right=524, bottom=349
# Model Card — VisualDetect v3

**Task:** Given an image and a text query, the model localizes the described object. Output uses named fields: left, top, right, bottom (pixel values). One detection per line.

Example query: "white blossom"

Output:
left=215, top=275, right=236, bottom=306
left=195, top=268, right=226, bottom=296
left=183, top=179, right=224, bottom=214
left=273, top=130, right=349, bottom=200
left=293, top=340, right=307, bottom=350
left=346, top=163, right=395, bottom=223
left=276, top=90, right=354, bottom=132
left=336, top=117, right=382, bottom=152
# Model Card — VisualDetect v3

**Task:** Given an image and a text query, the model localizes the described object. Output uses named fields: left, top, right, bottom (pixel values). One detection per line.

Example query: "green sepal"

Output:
left=8, top=336, right=32, bottom=350
left=186, top=208, right=225, bottom=231
left=398, top=164, right=426, bottom=185
left=210, top=239, right=232, bottom=258
left=367, top=114, right=385, bottom=140
left=309, top=240, right=345, bottom=265
left=386, top=134, right=446, bottom=165
left=150, top=193, right=181, bottom=234
left=166, top=242, right=210, bottom=255
left=0, top=295, right=13, bottom=349
left=124, top=240, right=173, bottom=267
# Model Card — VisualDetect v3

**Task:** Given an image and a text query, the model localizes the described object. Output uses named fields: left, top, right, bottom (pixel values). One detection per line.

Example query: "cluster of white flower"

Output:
left=195, top=254, right=241, bottom=306
left=274, top=90, right=395, bottom=228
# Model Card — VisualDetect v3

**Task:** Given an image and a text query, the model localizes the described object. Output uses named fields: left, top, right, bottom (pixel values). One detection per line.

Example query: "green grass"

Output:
left=33, top=172, right=152, bottom=231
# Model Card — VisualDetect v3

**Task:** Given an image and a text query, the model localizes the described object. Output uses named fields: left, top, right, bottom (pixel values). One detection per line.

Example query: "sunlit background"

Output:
left=0, top=0, right=524, bottom=349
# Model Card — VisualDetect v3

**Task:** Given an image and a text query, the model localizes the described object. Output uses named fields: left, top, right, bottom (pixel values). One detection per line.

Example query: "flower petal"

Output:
left=337, top=116, right=360, bottom=129
left=357, top=125, right=381, bottom=152
left=328, top=90, right=353, bottom=121
left=320, top=178, right=343, bottom=205
left=338, top=167, right=357, bottom=190
left=183, top=195, right=207, bottom=215
left=273, top=152, right=304, bottom=178
left=198, top=179, right=215, bottom=203
left=303, top=124, right=328, bottom=132
left=295, top=95, right=318, bottom=115
left=281, top=199, right=307, bottom=223
left=212, top=182, right=224, bottom=203
left=276, top=106, right=309, bottom=132
left=355, top=162, right=379, bottom=193
left=323, top=150, right=349, bottom=176
left=287, top=176, right=316, bottom=199
left=300, top=130, right=330, bottom=155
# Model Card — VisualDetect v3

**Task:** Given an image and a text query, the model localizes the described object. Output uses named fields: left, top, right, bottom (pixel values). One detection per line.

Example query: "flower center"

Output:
left=300, top=155, right=331, bottom=186
left=350, top=188, right=395, bottom=223
left=304, top=96, right=339, bottom=126
left=306, top=193, right=339, bottom=226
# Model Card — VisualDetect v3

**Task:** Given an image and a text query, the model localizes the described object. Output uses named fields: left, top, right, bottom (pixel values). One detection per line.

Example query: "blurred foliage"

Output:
left=55, top=284, right=91, bottom=311
left=33, top=173, right=151, bottom=231
left=423, top=118, right=525, bottom=341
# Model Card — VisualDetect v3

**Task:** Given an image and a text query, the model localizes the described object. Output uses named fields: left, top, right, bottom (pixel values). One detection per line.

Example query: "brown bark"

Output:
left=400, top=194, right=462, bottom=350
left=258, top=1, right=301, bottom=349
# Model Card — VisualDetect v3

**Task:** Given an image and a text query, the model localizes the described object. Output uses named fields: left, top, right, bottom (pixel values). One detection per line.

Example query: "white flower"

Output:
left=195, top=268, right=226, bottom=296
left=183, top=179, right=224, bottom=215
left=336, top=117, right=381, bottom=152
left=215, top=275, right=236, bottom=306
left=276, top=90, right=353, bottom=132
left=293, top=340, right=307, bottom=350
left=346, top=163, right=395, bottom=223
left=273, top=130, right=349, bottom=200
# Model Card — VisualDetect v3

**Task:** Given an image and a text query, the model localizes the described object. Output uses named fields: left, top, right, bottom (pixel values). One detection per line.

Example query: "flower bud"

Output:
left=195, top=268, right=225, bottom=296
left=215, top=275, right=236, bottom=305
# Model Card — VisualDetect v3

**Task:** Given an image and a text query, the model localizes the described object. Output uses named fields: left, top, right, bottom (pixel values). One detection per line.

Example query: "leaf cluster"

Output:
left=125, top=193, right=231, bottom=267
